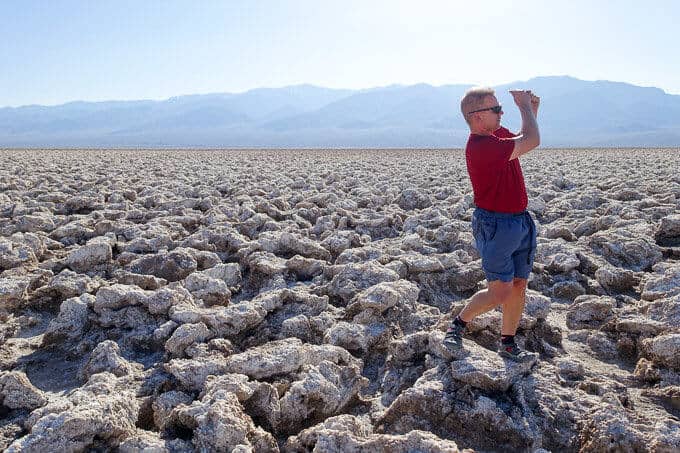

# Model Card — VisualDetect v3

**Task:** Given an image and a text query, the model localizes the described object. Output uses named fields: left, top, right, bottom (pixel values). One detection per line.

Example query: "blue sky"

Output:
left=1, top=0, right=678, bottom=107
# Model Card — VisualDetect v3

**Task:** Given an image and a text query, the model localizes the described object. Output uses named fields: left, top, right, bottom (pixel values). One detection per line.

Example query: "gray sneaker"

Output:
left=443, top=321, right=465, bottom=351
left=498, top=342, right=538, bottom=363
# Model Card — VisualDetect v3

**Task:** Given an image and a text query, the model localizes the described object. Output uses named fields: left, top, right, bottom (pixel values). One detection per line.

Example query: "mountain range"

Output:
left=2, top=76, right=680, bottom=148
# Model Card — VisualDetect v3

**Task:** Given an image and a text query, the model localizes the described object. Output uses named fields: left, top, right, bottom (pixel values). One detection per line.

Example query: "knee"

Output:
left=512, top=278, right=527, bottom=291
left=489, top=282, right=514, bottom=304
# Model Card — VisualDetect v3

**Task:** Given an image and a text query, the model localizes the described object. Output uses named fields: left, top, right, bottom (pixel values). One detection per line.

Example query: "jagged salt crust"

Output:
left=0, top=148, right=678, bottom=452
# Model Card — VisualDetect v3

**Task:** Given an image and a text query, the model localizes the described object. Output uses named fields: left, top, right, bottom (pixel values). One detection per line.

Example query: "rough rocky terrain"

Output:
left=0, top=148, right=678, bottom=452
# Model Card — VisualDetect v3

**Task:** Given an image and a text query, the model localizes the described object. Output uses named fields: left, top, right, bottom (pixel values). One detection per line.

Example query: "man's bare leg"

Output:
left=444, top=280, right=513, bottom=351
left=500, top=278, right=528, bottom=335
left=444, top=280, right=514, bottom=350
left=497, top=277, right=537, bottom=362
left=458, top=280, right=514, bottom=322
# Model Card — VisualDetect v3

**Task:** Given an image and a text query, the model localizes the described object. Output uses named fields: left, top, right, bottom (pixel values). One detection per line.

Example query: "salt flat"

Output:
left=0, top=148, right=679, bottom=452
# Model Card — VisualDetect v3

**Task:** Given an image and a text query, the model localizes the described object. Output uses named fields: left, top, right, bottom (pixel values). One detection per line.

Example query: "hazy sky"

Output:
left=2, top=0, right=678, bottom=107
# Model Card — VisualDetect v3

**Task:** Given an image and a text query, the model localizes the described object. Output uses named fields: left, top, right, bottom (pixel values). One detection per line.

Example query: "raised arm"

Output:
left=508, top=90, right=540, bottom=161
left=529, top=91, right=540, bottom=118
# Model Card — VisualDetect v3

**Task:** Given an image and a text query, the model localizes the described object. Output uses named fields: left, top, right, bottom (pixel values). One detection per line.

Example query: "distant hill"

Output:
left=1, top=76, right=680, bottom=147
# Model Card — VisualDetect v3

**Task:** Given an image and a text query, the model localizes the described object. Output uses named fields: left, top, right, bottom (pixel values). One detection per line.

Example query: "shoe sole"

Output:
left=498, top=350, right=538, bottom=362
left=443, top=339, right=463, bottom=351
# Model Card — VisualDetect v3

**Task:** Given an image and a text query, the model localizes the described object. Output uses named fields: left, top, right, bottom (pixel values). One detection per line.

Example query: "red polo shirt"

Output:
left=465, top=126, right=528, bottom=213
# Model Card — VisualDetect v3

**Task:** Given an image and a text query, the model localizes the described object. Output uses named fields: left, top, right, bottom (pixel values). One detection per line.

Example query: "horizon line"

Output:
left=3, top=75, right=677, bottom=109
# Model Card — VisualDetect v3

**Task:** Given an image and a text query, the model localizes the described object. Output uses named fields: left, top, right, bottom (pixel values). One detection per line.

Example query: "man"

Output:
left=443, top=87, right=540, bottom=362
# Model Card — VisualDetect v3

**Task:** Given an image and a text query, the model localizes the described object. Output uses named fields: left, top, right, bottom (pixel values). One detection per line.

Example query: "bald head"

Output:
left=461, top=87, right=495, bottom=125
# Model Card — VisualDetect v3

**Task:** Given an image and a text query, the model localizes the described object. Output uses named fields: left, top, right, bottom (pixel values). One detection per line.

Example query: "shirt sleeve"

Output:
left=494, top=126, right=519, bottom=138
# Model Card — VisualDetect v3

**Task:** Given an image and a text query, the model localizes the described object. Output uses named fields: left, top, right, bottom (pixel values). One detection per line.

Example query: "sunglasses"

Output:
left=468, top=105, right=502, bottom=114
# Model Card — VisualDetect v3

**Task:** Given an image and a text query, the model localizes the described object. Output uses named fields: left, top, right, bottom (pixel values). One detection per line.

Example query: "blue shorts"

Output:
left=471, top=207, right=537, bottom=282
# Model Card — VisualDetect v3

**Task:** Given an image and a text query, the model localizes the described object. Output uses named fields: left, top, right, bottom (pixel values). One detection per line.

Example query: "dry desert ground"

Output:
left=0, top=148, right=679, bottom=452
